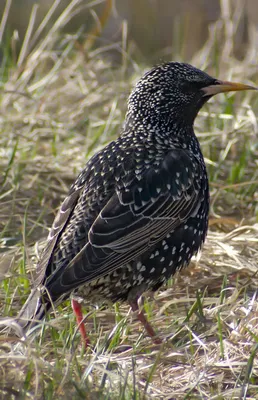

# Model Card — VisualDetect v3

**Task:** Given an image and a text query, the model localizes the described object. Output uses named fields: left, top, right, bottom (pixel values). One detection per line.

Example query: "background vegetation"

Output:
left=1, top=0, right=258, bottom=398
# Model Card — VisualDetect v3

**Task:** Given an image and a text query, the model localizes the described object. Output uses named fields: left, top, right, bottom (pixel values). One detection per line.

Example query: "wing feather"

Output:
left=46, top=149, right=206, bottom=293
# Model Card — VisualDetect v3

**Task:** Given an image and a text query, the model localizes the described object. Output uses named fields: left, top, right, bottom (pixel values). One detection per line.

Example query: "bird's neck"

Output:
left=123, top=109, right=201, bottom=154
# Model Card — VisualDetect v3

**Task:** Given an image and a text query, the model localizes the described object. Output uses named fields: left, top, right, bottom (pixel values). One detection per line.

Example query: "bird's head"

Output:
left=127, top=62, right=257, bottom=130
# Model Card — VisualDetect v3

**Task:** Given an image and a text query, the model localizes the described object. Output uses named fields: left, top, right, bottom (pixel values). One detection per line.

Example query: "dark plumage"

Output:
left=17, top=62, right=256, bottom=344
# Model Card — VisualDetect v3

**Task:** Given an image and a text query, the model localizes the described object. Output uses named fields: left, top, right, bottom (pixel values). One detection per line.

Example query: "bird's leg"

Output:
left=71, top=299, right=90, bottom=348
left=129, top=299, right=162, bottom=344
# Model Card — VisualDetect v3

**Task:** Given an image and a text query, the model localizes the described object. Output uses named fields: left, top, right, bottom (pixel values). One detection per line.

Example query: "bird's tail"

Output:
left=6, top=287, right=50, bottom=338
left=18, top=288, right=44, bottom=327
left=0, top=288, right=46, bottom=338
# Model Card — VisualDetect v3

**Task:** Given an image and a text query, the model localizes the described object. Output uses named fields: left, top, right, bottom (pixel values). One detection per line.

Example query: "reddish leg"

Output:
left=129, top=300, right=162, bottom=344
left=71, top=299, right=90, bottom=348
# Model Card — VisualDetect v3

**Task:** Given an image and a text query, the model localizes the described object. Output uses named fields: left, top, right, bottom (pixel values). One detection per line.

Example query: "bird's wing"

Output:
left=47, top=148, right=207, bottom=292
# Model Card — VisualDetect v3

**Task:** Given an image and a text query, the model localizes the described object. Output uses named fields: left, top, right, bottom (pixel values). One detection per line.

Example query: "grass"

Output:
left=1, top=0, right=258, bottom=398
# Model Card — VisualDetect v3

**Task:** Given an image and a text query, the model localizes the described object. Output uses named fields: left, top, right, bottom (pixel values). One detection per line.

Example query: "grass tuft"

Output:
left=1, top=0, right=258, bottom=398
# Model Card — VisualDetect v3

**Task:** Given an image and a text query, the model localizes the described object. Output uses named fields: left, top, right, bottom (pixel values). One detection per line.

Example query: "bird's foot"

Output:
left=129, top=299, right=162, bottom=344
left=71, top=299, right=90, bottom=348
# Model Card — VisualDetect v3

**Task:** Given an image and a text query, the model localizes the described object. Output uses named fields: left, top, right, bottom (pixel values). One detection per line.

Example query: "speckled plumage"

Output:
left=18, top=62, right=253, bottom=342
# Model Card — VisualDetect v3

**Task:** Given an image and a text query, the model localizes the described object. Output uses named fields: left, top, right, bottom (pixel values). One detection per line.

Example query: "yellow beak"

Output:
left=202, top=80, right=258, bottom=97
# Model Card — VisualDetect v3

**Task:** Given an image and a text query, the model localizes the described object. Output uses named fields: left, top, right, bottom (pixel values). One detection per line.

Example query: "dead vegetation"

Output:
left=0, top=1, right=258, bottom=399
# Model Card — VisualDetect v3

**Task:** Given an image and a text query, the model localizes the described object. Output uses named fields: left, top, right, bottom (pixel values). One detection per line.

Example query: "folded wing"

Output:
left=45, top=148, right=206, bottom=295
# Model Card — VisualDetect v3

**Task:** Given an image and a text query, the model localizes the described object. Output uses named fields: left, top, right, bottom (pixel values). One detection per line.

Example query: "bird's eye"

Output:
left=180, top=81, right=204, bottom=94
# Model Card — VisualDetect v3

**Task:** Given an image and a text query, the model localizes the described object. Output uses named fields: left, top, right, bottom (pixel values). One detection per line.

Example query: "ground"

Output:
left=1, top=1, right=258, bottom=399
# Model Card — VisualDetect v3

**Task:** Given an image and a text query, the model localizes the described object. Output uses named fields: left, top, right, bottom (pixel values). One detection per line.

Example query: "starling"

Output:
left=17, top=62, right=256, bottom=344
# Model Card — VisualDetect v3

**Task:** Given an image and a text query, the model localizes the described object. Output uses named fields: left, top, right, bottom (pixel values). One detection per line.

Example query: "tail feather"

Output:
left=15, top=287, right=50, bottom=336
left=0, top=288, right=47, bottom=338
left=2, top=286, right=69, bottom=338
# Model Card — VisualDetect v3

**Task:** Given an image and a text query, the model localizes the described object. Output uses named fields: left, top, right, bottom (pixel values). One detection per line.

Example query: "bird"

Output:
left=16, top=62, right=257, bottom=345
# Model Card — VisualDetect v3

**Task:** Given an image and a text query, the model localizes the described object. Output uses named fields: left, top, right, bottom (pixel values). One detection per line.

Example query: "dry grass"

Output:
left=1, top=0, right=258, bottom=399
